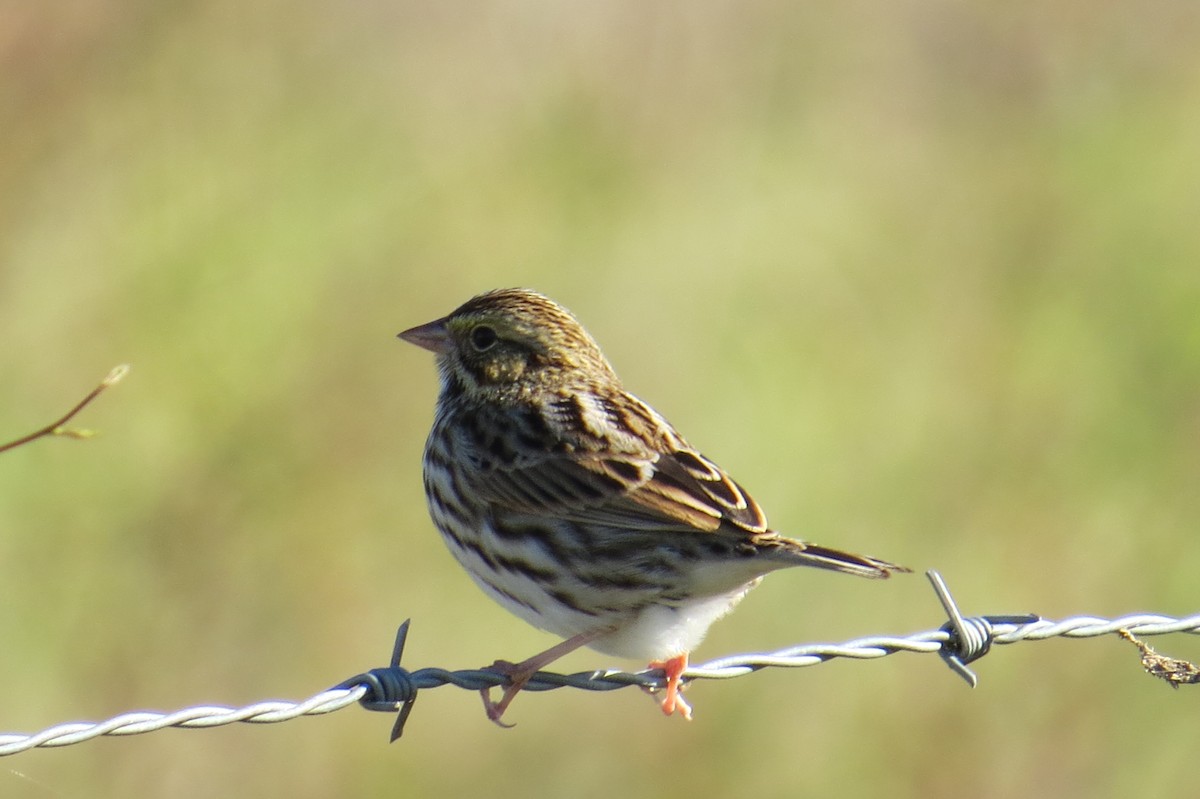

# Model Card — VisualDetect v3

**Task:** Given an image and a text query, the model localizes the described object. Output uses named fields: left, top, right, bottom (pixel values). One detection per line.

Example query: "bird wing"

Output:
left=473, top=443, right=769, bottom=536
left=473, top=449, right=905, bottom=579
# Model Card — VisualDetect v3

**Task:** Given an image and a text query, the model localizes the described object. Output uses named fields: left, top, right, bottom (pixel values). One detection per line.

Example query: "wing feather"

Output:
left=471, top=444, right=767, bottom=537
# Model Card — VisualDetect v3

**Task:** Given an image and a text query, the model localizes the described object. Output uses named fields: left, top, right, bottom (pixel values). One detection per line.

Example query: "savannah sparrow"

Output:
left=399, top=288, right=907, bottom=725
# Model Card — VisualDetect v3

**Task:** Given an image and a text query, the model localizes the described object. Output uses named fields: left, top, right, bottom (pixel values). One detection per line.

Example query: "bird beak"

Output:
left=398, top=317, right=453, bottom=354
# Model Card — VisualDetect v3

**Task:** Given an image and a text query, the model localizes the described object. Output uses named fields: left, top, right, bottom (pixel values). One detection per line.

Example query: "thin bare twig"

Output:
left=0, top=365, right=130, bottom=454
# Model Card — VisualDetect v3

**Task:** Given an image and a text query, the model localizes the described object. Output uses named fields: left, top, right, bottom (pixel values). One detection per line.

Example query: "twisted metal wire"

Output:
left=2, top=571, right=1197, bottom=755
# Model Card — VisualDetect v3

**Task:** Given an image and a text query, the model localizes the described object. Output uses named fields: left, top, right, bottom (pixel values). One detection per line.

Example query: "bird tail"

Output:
left=780, top=541, right=910, bottom=579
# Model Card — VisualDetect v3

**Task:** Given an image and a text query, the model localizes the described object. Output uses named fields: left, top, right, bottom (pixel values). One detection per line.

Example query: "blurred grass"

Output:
left=2, top=1, right=1199, bottom=796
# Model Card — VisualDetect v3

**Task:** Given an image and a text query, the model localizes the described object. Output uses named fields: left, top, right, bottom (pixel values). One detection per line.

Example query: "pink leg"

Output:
left=647, top=653, right=693, bottom=720
left=481, top=629, right=606, bottom=727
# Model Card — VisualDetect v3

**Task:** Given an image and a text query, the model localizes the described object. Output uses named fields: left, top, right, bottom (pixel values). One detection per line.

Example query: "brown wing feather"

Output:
left=462, top=387, right=773, bottom=540
left=641, top=447, right=767, bottom=532
left=471, top=438, right=767, bottom=538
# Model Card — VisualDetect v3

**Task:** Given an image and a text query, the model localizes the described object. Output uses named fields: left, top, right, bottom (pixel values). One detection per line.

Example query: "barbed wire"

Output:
left=1, top=571, right=1197, bottom=755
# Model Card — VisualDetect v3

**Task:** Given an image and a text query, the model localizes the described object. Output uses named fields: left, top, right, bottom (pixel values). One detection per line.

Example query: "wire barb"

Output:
left=334, top=620, right=419, bottom=740
left=926, top=570, right=1040, bottom=687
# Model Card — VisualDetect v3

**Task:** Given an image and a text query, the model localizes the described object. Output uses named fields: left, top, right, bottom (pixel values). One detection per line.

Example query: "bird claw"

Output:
left=473, top=631, right=608, bottom=728
left=479, top=659, right=527, bottom=728
left=646, top=654, right=694, bottom=721
left=651, top=686, right=693, bottom=720
left=480, top=687, right=518, bottom=729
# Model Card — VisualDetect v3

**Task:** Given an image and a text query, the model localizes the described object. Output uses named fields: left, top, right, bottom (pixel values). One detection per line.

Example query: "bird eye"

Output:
left=470, top=324, right=498, bottom=352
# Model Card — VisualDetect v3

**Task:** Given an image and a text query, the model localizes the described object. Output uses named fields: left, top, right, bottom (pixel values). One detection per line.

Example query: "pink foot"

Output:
left=648, top=654, right=693, bottom=720
left=476, top=630, right=608, bottom=728
left=480, top=659, right=528, bottom=729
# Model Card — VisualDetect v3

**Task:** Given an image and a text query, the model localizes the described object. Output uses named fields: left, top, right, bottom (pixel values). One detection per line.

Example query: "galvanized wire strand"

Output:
left=2, top=571, right=1197, bottom=755
left=0, top=689, right=366, bottom=754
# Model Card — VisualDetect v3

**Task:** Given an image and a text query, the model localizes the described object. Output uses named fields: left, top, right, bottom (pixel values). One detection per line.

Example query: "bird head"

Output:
left=399, top=288, right=617, bottom=401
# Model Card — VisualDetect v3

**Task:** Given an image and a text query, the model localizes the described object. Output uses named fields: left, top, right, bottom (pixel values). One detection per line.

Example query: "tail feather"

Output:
left=779, top=540, right=910, bottom=579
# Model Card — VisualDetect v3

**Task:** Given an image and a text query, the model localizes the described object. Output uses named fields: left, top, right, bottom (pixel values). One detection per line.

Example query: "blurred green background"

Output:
left=2, top=1, right=1199, bottom=796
